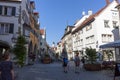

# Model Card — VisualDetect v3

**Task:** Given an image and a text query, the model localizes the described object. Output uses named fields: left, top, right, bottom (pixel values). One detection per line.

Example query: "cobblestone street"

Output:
left=15, top=62, right=116, bottom=80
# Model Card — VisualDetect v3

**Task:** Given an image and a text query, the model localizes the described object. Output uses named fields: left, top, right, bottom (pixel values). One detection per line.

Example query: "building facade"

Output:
left=0, top=0, right=40, bottom=64
left=61, top=25, right=74, bottom=60
left=72, top=0, right=119, bottom=60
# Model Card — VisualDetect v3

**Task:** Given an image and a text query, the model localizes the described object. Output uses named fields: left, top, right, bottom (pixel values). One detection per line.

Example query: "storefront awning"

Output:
left=99, top=40, right=120, bottom=48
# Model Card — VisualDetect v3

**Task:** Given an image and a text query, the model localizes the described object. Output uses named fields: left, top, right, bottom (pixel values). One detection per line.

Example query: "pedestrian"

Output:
left=67, top=57, right=75, bottom=72
left=81, top=57, right=85, bottom=64
left=61, top=47, right=68, bottom=73
left=62, top=56, right=68, bottom=73
left=74, top=52, right=80, bottom=73
left=81, top=57, right=85, bottom=69
left=0, top=52, right=15, bottom=80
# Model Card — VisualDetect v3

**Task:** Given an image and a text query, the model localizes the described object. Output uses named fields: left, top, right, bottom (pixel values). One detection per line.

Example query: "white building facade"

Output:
left=61, top=26, right=73, bottom=60
left=72, top=0, right=119, bottom=60
left=0, top=0, right=21, bottom=51
left=0, top=0, right=40, bottom=64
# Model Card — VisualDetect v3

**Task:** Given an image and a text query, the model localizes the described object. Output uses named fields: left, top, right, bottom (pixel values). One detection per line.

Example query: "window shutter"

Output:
left=4, top=7, right=7, bottom=15
left=9, top=24, right=14, bottom=33
left=0, top=6, right=2, bottom=15
left=12, top=7, right=16, bottom=16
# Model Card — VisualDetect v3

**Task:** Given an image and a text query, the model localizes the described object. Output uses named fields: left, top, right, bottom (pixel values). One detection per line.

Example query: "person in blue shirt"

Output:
left=63, top=56, right=68, bottom=73
left=61, top=47, right=68, bottom=73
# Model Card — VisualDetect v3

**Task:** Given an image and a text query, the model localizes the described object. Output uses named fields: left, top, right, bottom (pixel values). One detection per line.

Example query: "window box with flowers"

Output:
left=43, top=54, right=51, bottom=64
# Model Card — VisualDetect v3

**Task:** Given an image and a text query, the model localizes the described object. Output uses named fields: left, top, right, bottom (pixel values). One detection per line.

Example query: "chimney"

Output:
left=82, top=11, right=85, bottom=16
left=106, top=0, right=110, bottom=5
left=88, top=10, right=92, bottom=16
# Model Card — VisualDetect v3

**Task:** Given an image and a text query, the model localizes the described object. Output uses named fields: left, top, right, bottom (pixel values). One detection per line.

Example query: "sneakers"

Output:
left=64, top=71, right=67, bottom=73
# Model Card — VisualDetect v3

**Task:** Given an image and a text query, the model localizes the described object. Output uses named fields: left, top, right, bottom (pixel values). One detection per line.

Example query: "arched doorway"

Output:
left=0, top=40, right=10, bottom=61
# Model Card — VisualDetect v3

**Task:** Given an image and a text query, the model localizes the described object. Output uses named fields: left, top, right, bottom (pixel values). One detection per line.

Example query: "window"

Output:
left=102, top=34, right=112, bottom=42
left=80, top=29, right=83, bottom=34
left=86, top=24, right=92, bottom=31
left=102, top=34, right=107, bottom=42
left=40, top=42, right=42, bottom=46
left=113, top=21, right=118, bottom=28
left=86, top=35, right=94, bottom=44
left=104, top=20, right=109, bottom=28
left=0, top=5, right=16, bottom=16
left=4, top=7, right=12, bottom=16
left=0, top=6, right=2, bottom=15
left=0, top=23, right=14, bottom=34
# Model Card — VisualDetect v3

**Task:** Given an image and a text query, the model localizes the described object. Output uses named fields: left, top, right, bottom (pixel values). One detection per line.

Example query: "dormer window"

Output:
left=86, top=24, right=92, bottom=31
left=113, top=21, right=118, bottom=28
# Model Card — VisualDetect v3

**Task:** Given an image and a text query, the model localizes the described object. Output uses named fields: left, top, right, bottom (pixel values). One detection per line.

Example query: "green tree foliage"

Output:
left=85, top=48, right=97, bottom=64
left=13, top=35, right=26, bottom=67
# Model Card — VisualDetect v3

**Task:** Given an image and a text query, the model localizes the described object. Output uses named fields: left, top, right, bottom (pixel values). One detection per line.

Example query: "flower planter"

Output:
left=43, top=57, right=51, bottom=64
left=84, top=64, right=102, bottom=71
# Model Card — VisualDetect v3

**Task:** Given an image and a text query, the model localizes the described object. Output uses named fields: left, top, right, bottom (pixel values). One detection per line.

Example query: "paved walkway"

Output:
left=15, top=62, right=117, bottom=80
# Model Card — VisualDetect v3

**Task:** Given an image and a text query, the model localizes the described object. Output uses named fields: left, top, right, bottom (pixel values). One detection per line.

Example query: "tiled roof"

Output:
left=34, top=12, right=39, bottom=15
left=40, top=29, right=45, bottom=35
left=61, top=25, right=74, bottom=39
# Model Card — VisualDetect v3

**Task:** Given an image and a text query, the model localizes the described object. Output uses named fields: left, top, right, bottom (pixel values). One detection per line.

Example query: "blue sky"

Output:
left=33, top=0, right=117, bottom=46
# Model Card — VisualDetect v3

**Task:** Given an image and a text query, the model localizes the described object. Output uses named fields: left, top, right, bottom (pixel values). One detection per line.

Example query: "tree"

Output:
left=13, top=35, right=26, bottom=67
left=105, top=50, right=113, bottom=61
left=85, top=48, right=97, bottom=64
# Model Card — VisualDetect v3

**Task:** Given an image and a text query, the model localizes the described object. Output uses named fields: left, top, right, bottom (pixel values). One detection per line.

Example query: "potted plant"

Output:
left=84, top=48, right=101, bottom=71
left=43, top=53, right=51, bottom=64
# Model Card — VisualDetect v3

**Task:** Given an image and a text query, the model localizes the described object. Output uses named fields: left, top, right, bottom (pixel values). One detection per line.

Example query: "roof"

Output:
left=40, top=29, right=45, bottom=35
left=61, top=25, right=74, bottom=39
left=34, top=12, right=39, bottom=15
left=0, top=0, right=21, bottom=2
left=72, top=0, right=118, bottom=34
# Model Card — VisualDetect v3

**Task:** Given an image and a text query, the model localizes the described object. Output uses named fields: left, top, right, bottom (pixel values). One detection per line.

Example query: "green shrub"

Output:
left=13, top=35, right=26, bottom=67
left=85, top=48, right=97, bottom=64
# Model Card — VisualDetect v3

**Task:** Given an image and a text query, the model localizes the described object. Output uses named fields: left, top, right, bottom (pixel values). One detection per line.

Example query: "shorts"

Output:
left=63, top=62, right=67, bottom=67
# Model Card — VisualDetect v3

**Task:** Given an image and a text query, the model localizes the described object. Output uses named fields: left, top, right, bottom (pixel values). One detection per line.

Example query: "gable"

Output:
left=72, top=0, right=119, bottom=34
